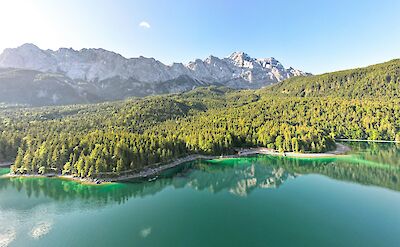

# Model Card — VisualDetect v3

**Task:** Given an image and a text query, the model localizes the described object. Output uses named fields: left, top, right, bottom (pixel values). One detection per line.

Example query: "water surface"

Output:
left=0, top=142, right=399, bottom=247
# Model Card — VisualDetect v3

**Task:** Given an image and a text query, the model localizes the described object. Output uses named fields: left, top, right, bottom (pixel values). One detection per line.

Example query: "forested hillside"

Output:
left=268, top=59, right=400, bottom=98
left=1, top=59, right=400, bottom=179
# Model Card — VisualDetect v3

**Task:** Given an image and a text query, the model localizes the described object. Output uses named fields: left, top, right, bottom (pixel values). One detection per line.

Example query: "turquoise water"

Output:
left=0, top=168, right=9, bottom=176
left=0, top=142, right=399, bottom=247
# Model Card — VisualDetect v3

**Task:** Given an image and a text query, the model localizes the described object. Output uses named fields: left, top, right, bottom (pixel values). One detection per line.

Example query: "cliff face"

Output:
left=0, top=44, right=309, bottom=106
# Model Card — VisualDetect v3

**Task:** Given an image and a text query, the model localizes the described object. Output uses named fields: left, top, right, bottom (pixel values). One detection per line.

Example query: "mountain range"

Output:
left=0, top=43, right=308, bottom=106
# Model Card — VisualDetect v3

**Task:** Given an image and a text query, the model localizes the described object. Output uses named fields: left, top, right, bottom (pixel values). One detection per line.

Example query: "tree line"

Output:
left=0, top=73, right=400, bottom=179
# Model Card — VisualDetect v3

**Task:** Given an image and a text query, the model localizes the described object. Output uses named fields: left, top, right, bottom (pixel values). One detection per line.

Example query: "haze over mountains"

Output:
left=0, top=43, right=308, bottom=106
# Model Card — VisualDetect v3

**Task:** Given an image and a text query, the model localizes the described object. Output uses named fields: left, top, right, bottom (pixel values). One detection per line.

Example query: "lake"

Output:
left=0, top=142, right=399, bottom=247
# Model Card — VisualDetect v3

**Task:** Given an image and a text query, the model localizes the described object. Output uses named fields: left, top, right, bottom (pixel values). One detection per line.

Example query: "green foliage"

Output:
left=2, top=59, right=400, bottom=178
left=267, top=59, right=400, bottom=98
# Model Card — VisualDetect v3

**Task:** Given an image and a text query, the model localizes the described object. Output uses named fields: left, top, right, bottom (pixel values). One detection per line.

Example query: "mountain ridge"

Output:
left=266, top=58, right=400, bottom=98
left=0, top=43, right=308, bottom=83
left=0, top=43, right=308, bottom=106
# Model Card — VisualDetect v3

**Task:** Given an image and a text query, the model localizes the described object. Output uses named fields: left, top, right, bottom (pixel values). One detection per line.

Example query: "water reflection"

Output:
left=168, top=159, right=297, bottom=197
left=344, top=141, right=400, bottom=168
left=0, top=227, right=16, bottom=247
left=0, top=158, right=296, bottom=210
left=0, top=142, right=399, bottom=210
left=30, top=221, right=53, bottom=239
left=1, top=142, right=400, bottom=247
left=0, top=159, right=398, bottom=210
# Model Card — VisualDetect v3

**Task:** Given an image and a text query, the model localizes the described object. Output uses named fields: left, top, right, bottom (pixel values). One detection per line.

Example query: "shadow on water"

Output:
left=0, top=142, right=399, bottom=210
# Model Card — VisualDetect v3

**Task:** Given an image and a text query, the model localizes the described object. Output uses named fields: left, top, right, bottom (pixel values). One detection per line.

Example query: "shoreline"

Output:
left=336, top=139, right=400, bottom=143
left=2, top=143, right=351, bottom=185
left=110, top=143, right=351, bottom=182
left=2, top=173, right=113, bottom=186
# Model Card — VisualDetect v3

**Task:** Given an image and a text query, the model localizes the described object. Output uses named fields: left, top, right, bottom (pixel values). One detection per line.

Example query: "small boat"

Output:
left=148, top=176, right=158, bottom=182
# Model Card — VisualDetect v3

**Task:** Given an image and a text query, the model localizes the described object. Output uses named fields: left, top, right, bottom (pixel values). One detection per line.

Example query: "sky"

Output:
left=0, top=0, right=399, bottom=74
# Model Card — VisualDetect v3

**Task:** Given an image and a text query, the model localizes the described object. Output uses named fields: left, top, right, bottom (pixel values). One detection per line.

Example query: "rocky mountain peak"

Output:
left=228, top=51, right=253, bottom=66
left=228, top=51, right=251, bottom=60
left=0, top=43, right=310, bottom=105
left=0, top=43, right=57, bottom=72
left=19, top=43, right=41, bottom=51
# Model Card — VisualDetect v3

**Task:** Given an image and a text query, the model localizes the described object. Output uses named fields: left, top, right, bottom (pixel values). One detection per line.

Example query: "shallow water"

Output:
left=0, top=142, right=399, bottom=247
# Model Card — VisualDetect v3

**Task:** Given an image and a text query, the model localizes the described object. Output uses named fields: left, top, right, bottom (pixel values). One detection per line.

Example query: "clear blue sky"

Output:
left=0, top=0, right=399, bottom=74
